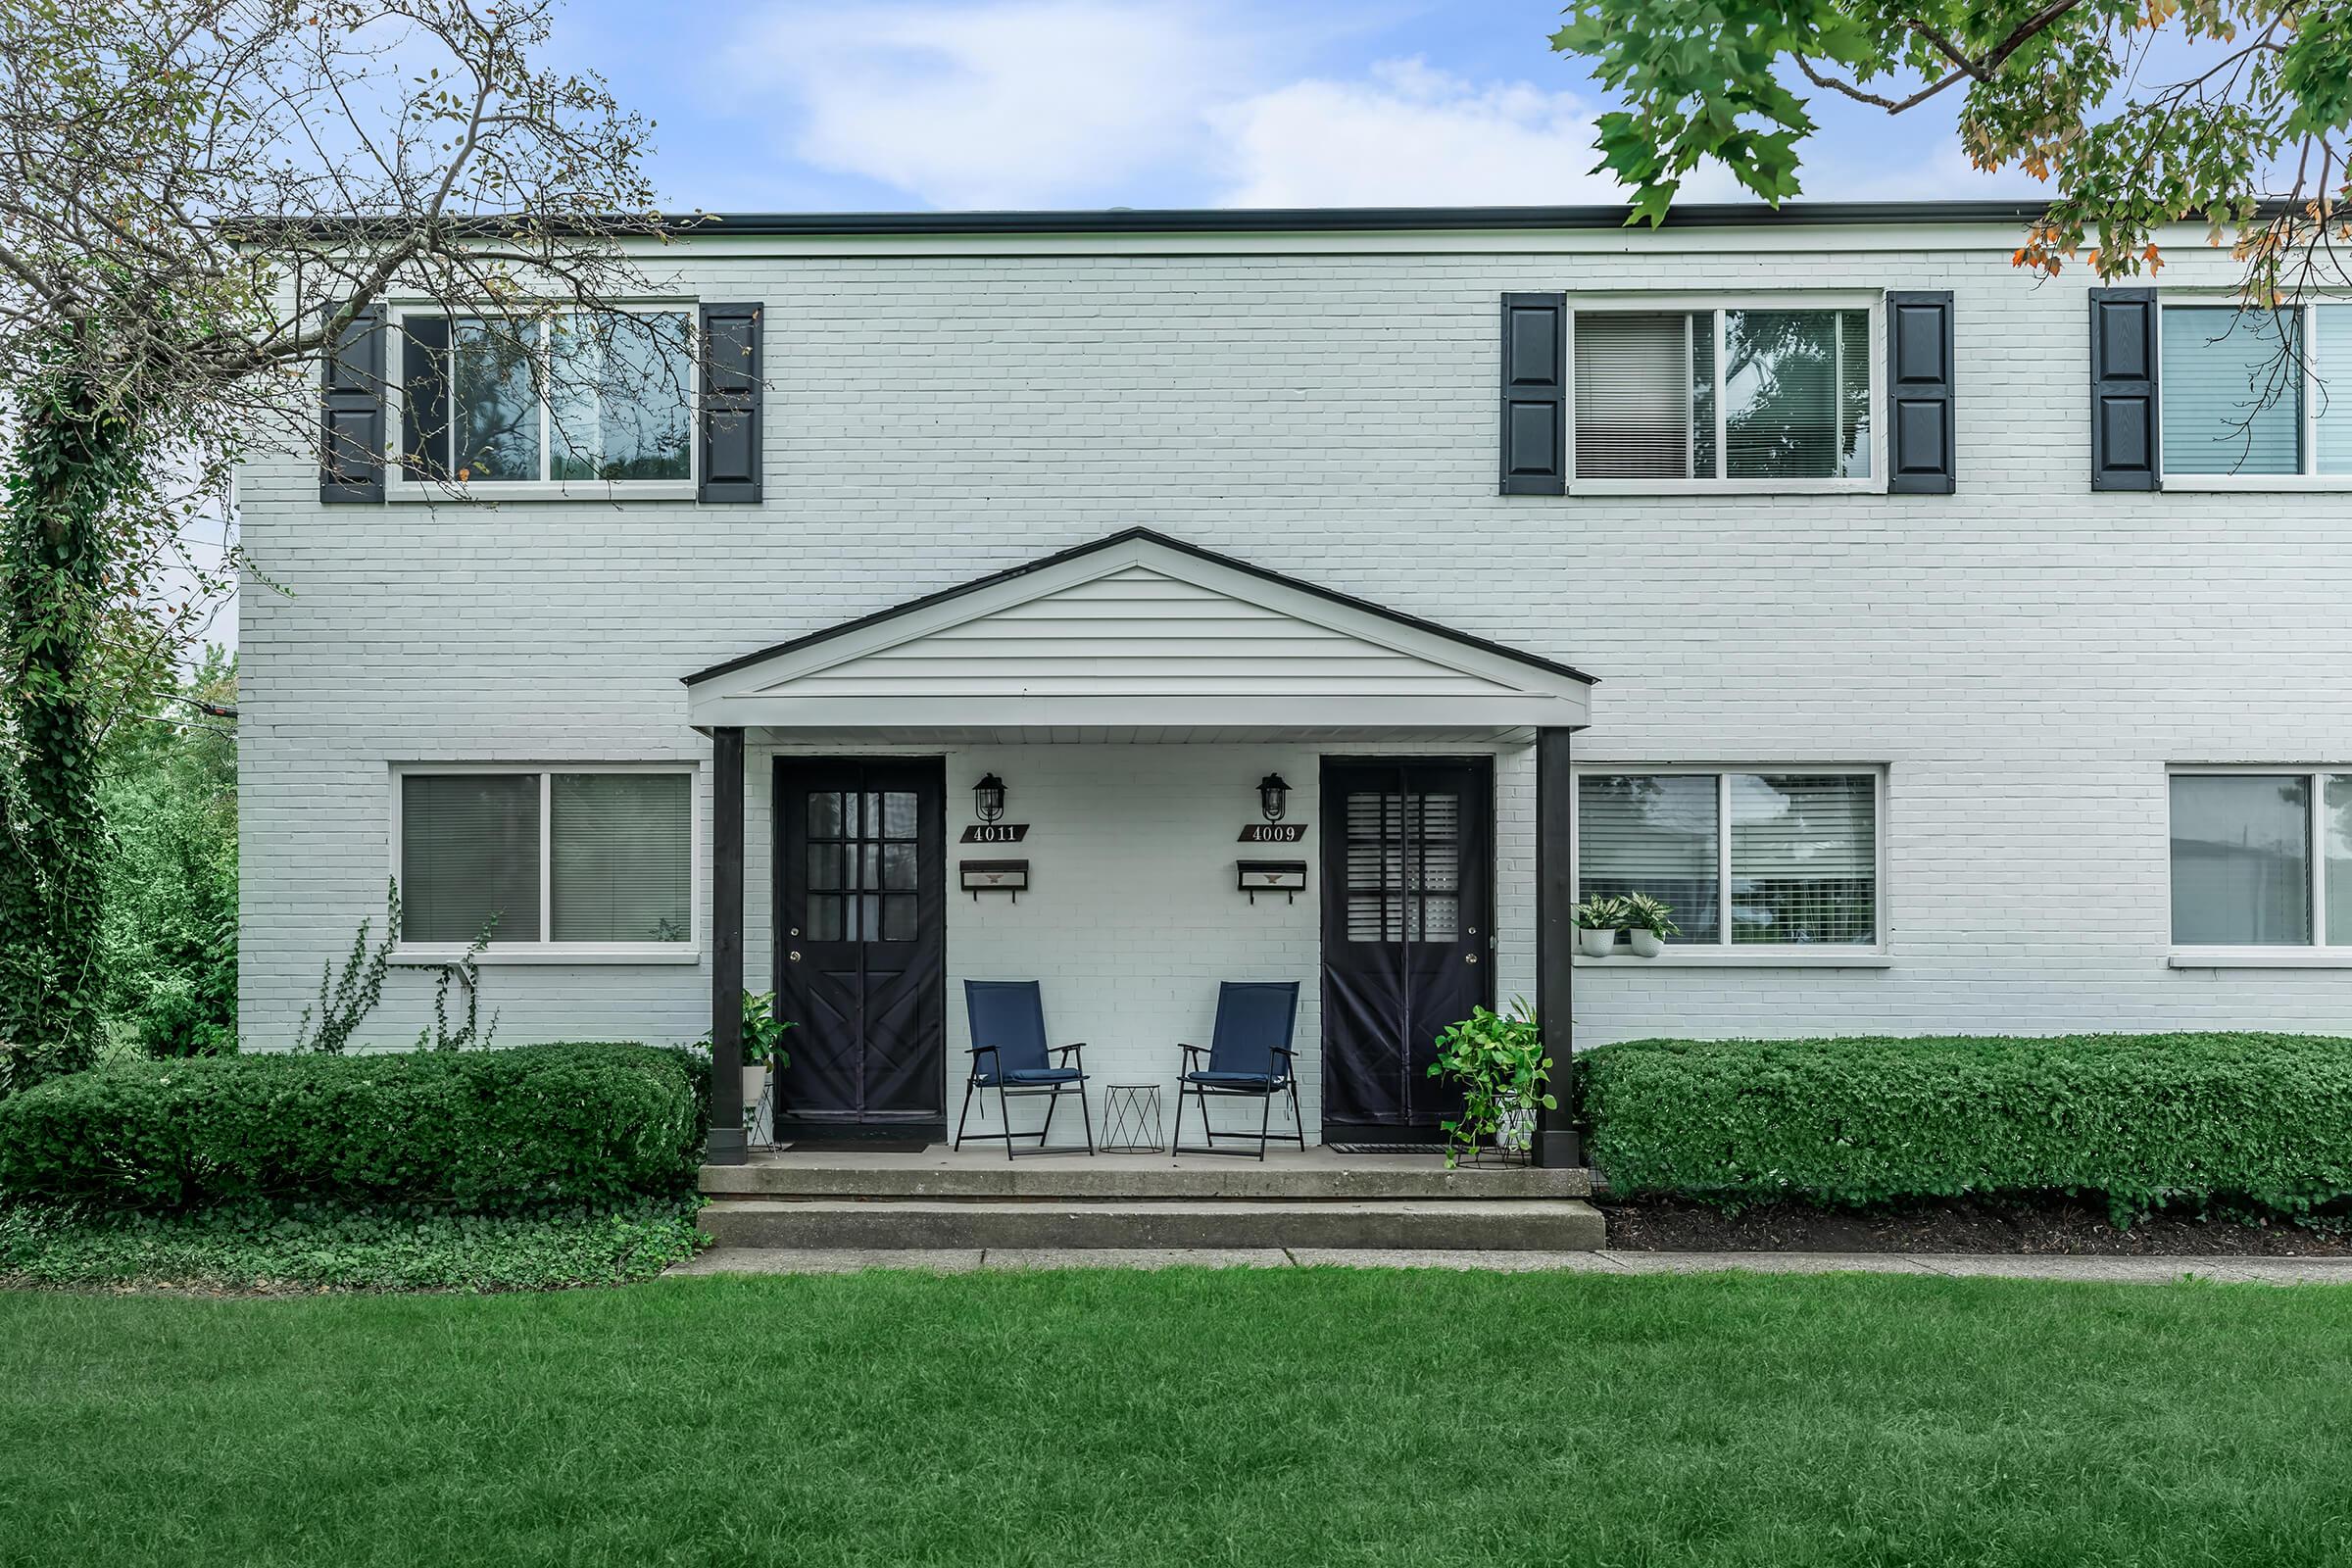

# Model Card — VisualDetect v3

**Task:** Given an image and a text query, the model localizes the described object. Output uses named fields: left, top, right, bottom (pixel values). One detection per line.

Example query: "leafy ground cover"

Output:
left=5, top=1267, right=2351, bottom=1566
left=0, top=1200, right=701, bottom=1294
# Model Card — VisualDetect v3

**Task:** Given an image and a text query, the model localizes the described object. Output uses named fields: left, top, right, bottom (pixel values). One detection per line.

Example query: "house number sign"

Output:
left=1237, top=823, right=1307, bottom=843
left=960, top=823, right=1030, bottom=844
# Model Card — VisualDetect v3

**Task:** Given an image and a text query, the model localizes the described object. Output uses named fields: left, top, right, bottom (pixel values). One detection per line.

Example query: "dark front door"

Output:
left=774, top=759, right=946, bottom=1126
left=1320, top=759, right=1494, bottom=1133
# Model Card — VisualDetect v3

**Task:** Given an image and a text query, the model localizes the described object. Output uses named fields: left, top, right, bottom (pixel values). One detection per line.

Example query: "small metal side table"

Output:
left=1101, top=1083, right=1166, bottom=1154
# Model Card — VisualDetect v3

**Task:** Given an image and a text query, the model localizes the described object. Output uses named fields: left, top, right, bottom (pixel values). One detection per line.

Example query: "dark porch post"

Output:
left=708, top=724, right=748, bottom=1165
left=1534, top=726, right=1581, bottom=1168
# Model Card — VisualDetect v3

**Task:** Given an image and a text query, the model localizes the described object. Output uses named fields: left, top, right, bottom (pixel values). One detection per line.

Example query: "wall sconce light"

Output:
left=972, top=773, right=1007, bottom=824
left=1257, top=772, right=1292, bottom=823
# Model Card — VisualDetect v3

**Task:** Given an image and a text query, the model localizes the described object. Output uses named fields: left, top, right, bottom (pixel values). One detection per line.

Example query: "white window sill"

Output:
left=2161, top=475, right=2352, bottom=493
left=384, top=480, right=698, bottom=505
left=1575, top=948, right=1892, bottom=969
left=392, top=944, right=702, bottom=966
left=1566, top=478, right=1882, bottom=498
left=2169, top=948, right=2352, bottom=969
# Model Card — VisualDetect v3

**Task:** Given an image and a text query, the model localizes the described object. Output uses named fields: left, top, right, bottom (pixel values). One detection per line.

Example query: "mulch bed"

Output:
left=1599, top=1197, right=2352, bottom=1256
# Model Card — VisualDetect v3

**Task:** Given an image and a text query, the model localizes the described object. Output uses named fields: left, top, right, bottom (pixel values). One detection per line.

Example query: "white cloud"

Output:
left=725, top=6, right=1736, bottom=211
left=730, top=0, right=1309, bottom=209
left=1208, top=57, right=1645, bottom=208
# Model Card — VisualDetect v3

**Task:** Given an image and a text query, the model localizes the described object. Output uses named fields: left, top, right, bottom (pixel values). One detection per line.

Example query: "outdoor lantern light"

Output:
left=973, top=773, right=1007, bottom=823
left=1257, top=772, right=1291, bottom=823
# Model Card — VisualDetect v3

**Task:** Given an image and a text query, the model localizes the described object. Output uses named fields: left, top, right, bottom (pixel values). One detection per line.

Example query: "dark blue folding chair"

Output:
left=955, top=980, right=1094, bottom=1159
left=1173, top=981, right=1303, bottom=1160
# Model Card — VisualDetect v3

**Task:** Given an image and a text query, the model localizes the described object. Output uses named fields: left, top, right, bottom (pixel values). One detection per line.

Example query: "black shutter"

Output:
left=699, top=302, right=762, bottom=504
left=1499, top=292, right=1566, bottom=495
left=1885, top=291, right=1954, bottom=494
left=319, top=303, right=383, bottom=503
left=2089, top=288, right=2160, bottom=491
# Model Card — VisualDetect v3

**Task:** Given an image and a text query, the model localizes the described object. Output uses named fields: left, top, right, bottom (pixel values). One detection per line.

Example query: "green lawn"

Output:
left=5, top=1268, right=2350, bottom=1567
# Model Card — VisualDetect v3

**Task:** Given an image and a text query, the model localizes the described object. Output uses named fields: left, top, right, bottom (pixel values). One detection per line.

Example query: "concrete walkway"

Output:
left=670, top=1247, right=2352, bottom=1285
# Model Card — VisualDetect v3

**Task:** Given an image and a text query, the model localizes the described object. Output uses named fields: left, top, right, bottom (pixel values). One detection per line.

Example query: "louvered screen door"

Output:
left=1318, top=760, right=1493, bottom=1132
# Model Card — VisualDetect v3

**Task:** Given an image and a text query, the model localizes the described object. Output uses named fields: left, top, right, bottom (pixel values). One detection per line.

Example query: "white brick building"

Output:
left=237, top=201, right=2352, bottom=1160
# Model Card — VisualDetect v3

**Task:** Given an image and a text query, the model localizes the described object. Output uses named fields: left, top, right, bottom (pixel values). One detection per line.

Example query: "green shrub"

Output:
left=0, top=1043, right=706, bottom=1213
left=1579, top=1032, right=2352, bottom=1219
left=0, top=1198, right=703, bottom=1292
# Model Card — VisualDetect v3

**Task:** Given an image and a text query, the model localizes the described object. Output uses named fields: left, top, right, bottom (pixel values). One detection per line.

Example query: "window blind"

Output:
left=2320, top=307, right=2352, bottom=476
left=2170, top=774, right=2311, bottom=944
left=1729, top=773, right=1875, bottom=944
left=1574, top=313, right=1691, bottom=478
left=2161, top=306, right=2301, bottom=475
left=1577, top=774, right=1719, bottom=942
left=552, top=773, right=692, bottom=942
left=1723, top=311, right=1868, bottom=479
left=401, top=774, right=541, bottom=942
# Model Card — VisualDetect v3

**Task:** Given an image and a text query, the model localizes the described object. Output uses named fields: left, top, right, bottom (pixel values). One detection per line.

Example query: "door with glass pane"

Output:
left=774, top=760, right=946, bottom=1126
left=1319, top=759, right=1493, bottom=1133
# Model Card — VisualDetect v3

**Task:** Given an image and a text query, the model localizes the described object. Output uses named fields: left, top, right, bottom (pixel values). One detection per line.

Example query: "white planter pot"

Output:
left=1627, top=929, right=1666, bottom=958
left=1494, top=1099, right=1536, bottom=1152
left=1578, top=927, right=1620, bottom=957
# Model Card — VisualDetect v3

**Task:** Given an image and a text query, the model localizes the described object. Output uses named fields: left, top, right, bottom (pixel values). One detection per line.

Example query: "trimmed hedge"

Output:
left=0, top=1044, right=707, bottom=1213
left=1579, top=1032, right=2352, bottom=1217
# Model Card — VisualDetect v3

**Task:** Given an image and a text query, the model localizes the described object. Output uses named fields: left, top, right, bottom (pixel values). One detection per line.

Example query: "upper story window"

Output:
left=392, top=308, right=695, bottom=490
left=2170, top=769, right=2352, bottom=955
left=1573, top=767, right=1885, bottom=955
left=2161, top=302, right=2352, bottom=481
left=1570, top=304, right=1877, bottom=490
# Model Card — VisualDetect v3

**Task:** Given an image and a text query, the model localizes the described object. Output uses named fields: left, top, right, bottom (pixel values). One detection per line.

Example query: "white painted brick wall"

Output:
left=237, top=229, right=2352, bottom=1112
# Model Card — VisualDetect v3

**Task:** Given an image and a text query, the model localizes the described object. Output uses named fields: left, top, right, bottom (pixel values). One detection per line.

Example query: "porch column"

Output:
left=1534, top=725, right=1582, bottom=1168
left=708, top=724, right=748, bottom=1165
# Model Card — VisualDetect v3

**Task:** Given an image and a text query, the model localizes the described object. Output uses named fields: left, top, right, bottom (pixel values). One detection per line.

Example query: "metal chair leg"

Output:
left=1257, top=1084, right=1273, bottom=1161
left=954, top=1078, right=975, bottom=1151
left=1078, top=1082, right=1096, bottom=1154
left=1039, top=1081, right=1059, bottom=1151
left=999, top=1079, right=1015, bottom=1162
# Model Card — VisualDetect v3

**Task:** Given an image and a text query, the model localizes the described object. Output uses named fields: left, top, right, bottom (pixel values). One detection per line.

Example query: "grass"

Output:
left=6, top=1269, right=2352, bottom=1566
left=0, top=1200, right=703, bottom=1293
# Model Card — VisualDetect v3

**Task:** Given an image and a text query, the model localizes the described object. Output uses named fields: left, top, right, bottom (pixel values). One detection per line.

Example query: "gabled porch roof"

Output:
left=682, top=528, right=1594, bottom=740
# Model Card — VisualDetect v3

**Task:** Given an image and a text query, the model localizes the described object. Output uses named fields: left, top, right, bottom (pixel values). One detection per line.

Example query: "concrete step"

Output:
left=697, top=1198, right=1606, bottom=1251
left=702, top=1157, right=1593, bottom=1202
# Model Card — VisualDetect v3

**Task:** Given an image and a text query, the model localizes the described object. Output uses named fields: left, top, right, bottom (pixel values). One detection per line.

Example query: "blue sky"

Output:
left=541, top=0, right=2043, bottom=212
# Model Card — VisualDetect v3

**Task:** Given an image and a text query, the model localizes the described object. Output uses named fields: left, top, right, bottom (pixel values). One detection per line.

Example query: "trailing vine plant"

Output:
left=1426, top=998, right=1556, bottom=1170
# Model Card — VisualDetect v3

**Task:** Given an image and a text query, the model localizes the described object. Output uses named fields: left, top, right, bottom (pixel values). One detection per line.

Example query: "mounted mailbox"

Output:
left=959, top=858, right=1029, bottom=902
left=1238, top=858, right=1308, bottom=906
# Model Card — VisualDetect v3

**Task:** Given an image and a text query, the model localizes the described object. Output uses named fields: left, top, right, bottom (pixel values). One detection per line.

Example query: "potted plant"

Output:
left=1426, top=998, right=1554, bottom=1169
left=1573, top=895, right=1627, bottom=957
left=1621, top=892, right=1680, bottom=957
left=733, top=990, right=796, bottom=1120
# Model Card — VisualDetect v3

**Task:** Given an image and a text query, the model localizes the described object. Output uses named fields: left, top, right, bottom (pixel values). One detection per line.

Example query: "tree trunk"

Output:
left=0, top=383, right=128, bottom=1088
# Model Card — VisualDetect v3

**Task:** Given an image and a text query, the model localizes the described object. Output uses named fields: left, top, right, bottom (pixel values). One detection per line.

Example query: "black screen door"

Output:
left=1319, top=759, right=1493, bottom=1132
left=774, top=759, right=946, bottom=1125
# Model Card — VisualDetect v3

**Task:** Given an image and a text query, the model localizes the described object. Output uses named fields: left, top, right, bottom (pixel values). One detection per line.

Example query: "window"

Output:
left=397, top=768, right=695, bottom=954
left=1576, top=770, right=1882, bottom=948
left=2160, top=302, right=2352, bottom=479
left=394, top=309, right=694, bottom=487
left=2169, top=770, right=2352, bottom=949
left=1571, top=306, right=1875, bottom=485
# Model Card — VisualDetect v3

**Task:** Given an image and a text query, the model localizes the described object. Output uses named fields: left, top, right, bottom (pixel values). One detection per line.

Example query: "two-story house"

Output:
left=239, top=200, right=2352, bottom=1166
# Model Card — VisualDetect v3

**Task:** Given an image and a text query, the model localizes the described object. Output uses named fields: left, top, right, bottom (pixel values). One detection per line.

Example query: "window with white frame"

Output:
left=2169, top=770, right=2352, bottom=948
left=397, top=768, right=695, bottom=950
left=1571, top=306, right=1875, bottom=484
left=1576, top=770, right=1882, bottom=947
left=392, top=308, right=695, bottom=487
left=2161, top=302, right=2352, bottom=478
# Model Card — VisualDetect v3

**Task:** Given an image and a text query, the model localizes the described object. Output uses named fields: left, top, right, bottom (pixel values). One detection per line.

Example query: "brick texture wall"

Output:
left=237, top=227, right=2352, bottom=1097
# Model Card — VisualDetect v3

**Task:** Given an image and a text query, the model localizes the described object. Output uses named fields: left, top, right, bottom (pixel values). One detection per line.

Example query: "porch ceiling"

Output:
left=684, top=529, right=1594, bottom=739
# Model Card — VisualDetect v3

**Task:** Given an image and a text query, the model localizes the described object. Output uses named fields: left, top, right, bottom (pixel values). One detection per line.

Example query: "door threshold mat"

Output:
left=1322, top=1144, right=1445, bottom=1156
left=779, top=1137, right=937, bottom=1154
